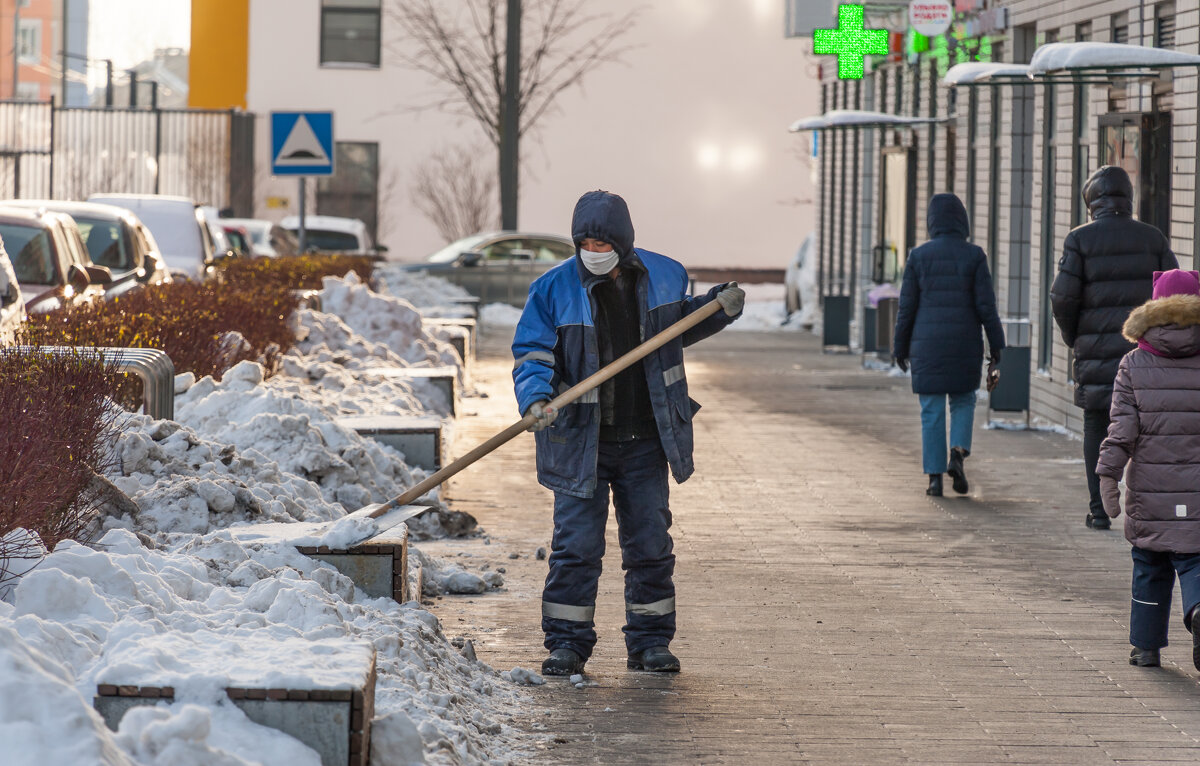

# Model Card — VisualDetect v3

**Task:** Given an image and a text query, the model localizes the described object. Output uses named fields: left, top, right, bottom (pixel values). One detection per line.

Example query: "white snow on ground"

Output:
left=373, top=264, right=477, bottom=319
left=1, top=270, right=543, bottom=766
left=478, top=303, right=523, bottom=329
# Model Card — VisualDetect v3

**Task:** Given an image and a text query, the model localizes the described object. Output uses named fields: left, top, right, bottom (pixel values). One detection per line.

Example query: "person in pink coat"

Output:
left=1097, top=269, right=1200, bottom=670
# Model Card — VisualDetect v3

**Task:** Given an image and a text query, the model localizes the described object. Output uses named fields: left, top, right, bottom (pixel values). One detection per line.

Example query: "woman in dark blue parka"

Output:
left=893, top=193, right=1005, bottom=496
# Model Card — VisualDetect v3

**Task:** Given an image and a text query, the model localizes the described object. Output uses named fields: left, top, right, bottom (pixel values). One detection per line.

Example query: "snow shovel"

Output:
left=323, top=296, right=728, bottom=547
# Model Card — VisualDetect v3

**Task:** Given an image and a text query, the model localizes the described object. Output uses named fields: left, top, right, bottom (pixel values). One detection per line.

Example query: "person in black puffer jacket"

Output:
left=1051, top=165, right=1178, bottom=531
left=893, top=193, right=1005, bottom=498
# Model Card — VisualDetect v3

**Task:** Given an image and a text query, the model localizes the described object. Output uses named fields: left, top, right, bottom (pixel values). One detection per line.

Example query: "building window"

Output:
left=16, top=19, right=40, bottom=64
left=1111, top=12, right=1129, bottom=44
left=1156, top=3, right=1176, bottom=49
left=316, top=141, right=380, bottom=245
left=320, top=0, right=381, bottom=68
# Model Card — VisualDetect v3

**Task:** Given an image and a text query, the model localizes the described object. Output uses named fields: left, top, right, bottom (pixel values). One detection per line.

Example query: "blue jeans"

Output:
left=1130, top=546, right=1200, bottom=650
left=918, top=392, right=976, bottom=475
left=542, top=438, right=676, bottom=659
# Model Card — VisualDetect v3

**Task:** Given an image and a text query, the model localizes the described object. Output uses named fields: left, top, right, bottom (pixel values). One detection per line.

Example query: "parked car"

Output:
left=785, top=233, right=816, bottom=322
left=0, top=206, right=112, bottom=314
left=87, top=194, right=217, bottom=280
left=279, top=214, right=381, bottom=256
left=2, top=200, right=172, bottom=298
left=402, top=230, right=576, bottom=307
left=222, top=225, right=252, bottom=258
left=0, top=246, right=24, bottom=343
left=220, top=218, right=299, bottom=258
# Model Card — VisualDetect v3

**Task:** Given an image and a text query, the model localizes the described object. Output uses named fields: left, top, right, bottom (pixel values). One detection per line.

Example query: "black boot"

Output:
left=1190, top=607, right=1200, bottom=672
left=1086, top=512, right=1111, bottom=530
left=947, top=447, right=969, bottom=494
left=541, top=647, right=585, bottom=676
left=1130, top=646, right=1161, bottom=667
left=926, top=474, right=943, bottom=496
left=627, top=645, right=680, bottom=672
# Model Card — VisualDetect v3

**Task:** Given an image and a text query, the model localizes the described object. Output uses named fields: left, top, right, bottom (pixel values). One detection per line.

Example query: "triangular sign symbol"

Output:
left=275, top=115, right=330, bottom=166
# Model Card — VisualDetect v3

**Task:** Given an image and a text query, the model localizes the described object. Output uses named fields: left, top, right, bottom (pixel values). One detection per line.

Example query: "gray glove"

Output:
left=716, top=281, right=745, bottom=317
left=1100, top=475, right=1122, bottom=518
left=525, top=401, right=557, bottom=432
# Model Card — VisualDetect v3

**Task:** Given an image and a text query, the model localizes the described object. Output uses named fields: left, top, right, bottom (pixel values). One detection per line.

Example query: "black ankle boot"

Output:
left=1130, top=646, right=1161, bottom=667
left=541, top=647, right=585, bottom=676
left=926, top=474, right=943, bottom=496
left=947, top=447, right=969, bottom=494
left=1086, top=512, right=1111, bottom=530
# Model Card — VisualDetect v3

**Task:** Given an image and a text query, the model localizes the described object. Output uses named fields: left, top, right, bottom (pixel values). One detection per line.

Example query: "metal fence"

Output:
left=0, top=100, right=255, bottom=215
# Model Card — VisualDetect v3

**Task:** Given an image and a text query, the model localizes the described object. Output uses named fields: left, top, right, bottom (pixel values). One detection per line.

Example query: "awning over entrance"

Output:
left=788, top=110, right=943, bottom=132
left=1029, top=42, right=1200, bottom=75
left=943, top=62, right=1032, bottom=86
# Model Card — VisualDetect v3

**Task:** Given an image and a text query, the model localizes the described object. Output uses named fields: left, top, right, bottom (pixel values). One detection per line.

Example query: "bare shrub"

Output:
left=19, top=280, right=302, bottom=409
left=411, top=144, right=498, bottom=242
left=0, top=348, right=121, bottom=565
left=215, top=254, right=376, bottom=291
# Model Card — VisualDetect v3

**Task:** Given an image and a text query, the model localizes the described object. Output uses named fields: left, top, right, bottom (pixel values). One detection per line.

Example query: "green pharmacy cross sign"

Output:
left=814, top=4, right=889, bottom=80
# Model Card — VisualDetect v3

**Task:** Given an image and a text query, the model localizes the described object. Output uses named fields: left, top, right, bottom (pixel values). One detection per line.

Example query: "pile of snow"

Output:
left=374, top=264, right=477, bottom=318
left=479, top=303, right=524, bottom=329
left=0, top=267, right=551, bottom=764
left=317, top=272, right=461, bottom=370
left=1, top=528, right=539, bottom=765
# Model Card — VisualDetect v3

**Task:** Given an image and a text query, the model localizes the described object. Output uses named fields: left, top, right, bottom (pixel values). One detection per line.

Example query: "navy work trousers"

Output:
left=542, top=438, right=676, bottom=660
left=1130, top=546, right=1200, bottom=650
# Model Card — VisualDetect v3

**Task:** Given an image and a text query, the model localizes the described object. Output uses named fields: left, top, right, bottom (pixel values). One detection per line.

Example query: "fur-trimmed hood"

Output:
left=1123, top=294, right=1200, bottom=358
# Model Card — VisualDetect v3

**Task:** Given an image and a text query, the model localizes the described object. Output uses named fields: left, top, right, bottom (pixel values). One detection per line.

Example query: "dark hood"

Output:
left=1083, top=165, right=1134, bottom=219
left=571, top=190, right=635, bottom=260
left=926, top=193, right=970, bottom=239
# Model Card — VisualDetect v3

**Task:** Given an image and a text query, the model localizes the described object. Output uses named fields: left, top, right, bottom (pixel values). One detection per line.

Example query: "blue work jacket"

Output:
left=512, top=250, right=733, bottom=498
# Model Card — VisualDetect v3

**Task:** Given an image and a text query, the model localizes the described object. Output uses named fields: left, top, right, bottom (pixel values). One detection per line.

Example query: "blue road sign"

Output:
left=271, top=112, right=334, bottom=176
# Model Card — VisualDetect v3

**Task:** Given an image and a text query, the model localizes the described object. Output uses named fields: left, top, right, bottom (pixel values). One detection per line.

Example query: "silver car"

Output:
left=404, top=231, right=576, bottom=307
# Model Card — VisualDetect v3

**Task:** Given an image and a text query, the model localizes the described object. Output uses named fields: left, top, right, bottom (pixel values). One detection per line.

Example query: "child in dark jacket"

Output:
left=1097, top=269, right=1200, bottom=670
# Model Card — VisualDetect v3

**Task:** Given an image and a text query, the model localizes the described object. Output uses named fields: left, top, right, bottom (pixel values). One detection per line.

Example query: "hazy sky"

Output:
left=87, top=0, right=190, bottom=86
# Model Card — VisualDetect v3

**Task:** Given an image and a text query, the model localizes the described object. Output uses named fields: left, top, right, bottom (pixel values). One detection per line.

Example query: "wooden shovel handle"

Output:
left=370, top=299, right=723, bottom=517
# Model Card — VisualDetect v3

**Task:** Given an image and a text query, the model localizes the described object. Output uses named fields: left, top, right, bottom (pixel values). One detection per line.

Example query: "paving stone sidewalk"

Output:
left=423, top=326, right=1200, bottom=765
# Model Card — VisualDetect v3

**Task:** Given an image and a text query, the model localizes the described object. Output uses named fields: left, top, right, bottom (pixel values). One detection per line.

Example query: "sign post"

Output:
left=270, top=111, right=335, bottom=254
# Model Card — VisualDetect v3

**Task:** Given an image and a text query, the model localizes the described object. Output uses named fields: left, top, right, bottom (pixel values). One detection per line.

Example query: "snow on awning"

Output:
left=943, top=62, right=1032, bottom=86
left=1029, top=42, right=1200, bottom=75
left=788, top=110, right=942, bottom=132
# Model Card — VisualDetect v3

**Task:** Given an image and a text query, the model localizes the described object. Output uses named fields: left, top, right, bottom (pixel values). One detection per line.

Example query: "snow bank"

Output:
left=374, top=264, right=477, bottom=319
left=2, top=527, right=537, bottom=765
left=1, top=268, right=547, bottom=765
left=479, top=303, right=523, bottom=329
left=316, top=272, right=461, bottom=370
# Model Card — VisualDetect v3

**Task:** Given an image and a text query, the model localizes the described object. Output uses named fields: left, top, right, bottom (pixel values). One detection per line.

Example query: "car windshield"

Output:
left=426, top=234, right=489, bottom=264
left=75, top=217, right=133, bottom=270
left=0, top=223, right=56, bottom=285
left=225, top=230, right=248, bottom=252
left=302, top=229, right=360, bottom=251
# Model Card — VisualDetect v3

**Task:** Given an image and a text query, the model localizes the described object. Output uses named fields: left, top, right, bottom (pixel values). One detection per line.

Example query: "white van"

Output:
left=279, top=214, right=375, bottom=255
left=88, top=194, right=217, bottom=280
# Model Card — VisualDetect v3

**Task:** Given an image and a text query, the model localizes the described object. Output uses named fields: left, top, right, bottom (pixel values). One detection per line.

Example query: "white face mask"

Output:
left=580, top=247, right=619, bottom=275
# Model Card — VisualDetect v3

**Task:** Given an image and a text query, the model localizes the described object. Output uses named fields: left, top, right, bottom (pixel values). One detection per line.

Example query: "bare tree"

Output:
left=411, top=144, right=499, bottom=242
left=386, top=0, right=639, bottom=227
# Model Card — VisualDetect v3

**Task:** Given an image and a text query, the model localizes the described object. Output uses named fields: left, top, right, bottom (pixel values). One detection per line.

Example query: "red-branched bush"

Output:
left=19, top=281, right=301, bottom=408
left=215, top=254, right=375, bottom=290
left=0, top=347, right=120, bottom=563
